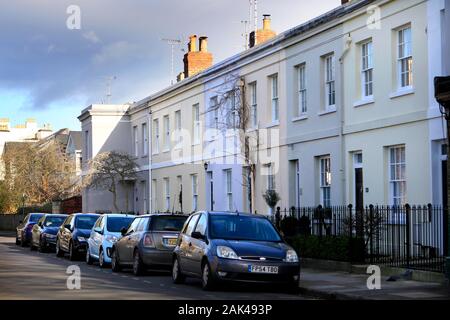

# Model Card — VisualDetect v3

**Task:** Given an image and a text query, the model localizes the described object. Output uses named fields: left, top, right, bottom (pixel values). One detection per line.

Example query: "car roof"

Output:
left=206, top=211, right=267, bottom=218
left=72, top=213, right=100, bottom=216
left=43, top=213, right=68, bottom=217
left=137, top=213, right=189, bottom=218
left=29, top=213, right=46, bottom=215
left=101, top=213, right=136, bottom=218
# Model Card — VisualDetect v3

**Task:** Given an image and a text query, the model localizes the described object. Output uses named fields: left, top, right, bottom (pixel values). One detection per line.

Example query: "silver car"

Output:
left=111, top=214, right=189, bottom=276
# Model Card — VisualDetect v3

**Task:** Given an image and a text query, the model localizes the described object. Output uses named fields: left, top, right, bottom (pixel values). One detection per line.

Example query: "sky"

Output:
left=0, top=0, right=341, bottom=131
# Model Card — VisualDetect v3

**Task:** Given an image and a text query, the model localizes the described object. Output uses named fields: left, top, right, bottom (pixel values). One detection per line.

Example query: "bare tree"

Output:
left=84, top=151, right=138, bottom=212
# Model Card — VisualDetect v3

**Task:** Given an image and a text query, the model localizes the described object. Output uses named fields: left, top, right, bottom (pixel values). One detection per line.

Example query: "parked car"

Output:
left=171, top=211, right=301, bottom=291
left=16, top=213, right=46, bottom=247
left=111, top=214, right=189, bottom=276
left=86, top=213, right=135, bottom=268
left=56, top=213, right=100, bottom=260
left=30, top=214, right=68, bottom=252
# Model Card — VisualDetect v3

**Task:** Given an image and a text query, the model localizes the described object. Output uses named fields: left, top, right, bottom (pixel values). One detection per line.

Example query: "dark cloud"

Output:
left=0, top=0, right=340, bottom=110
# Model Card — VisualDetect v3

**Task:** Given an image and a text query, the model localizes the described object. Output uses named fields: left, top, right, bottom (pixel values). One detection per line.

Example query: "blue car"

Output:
left=56, top=213, right=100, bottom=261
left=86, top=213, right=135, bottom=268
left=16, top=213, right=46, bottom=247
left=30, top=214, right=68, bottom=252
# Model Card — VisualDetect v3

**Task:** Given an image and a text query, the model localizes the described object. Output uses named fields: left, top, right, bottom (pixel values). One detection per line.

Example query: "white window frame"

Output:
left=224, top=169, right=233, bottom=211
left=361, top=41, right=373, bottom=98
left=142, top=122, right=148, bottom=156
left=163, top=115, right=170, bottom=151
left=270, top=74, right=279, bottom=123
left=324, top=54, right=336, bottom=110
left=175, top=110, right=182, bottom=145
left=319, top=156, right=331, bottom=207
left=163, top=178, right=170, bottom=211
left=192, top=104, right=200, bottom=145
left=152, top=119, right=159, bottom=154
left=266, top=163, right=275, bottom=191
left=389, top=146, right=406, bottom=206
left=250, top=82, right=257, bottom=128
left=191, top=174, right=198, bottom=212
left=133, top=126, right=139, bottom=157
left=297, top=64, right=307, bottom=116
left=397, top=26, right=413, bottom=89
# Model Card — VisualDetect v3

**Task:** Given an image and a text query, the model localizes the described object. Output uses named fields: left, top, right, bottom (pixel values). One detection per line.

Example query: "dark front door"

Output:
left=442, top=160, right=448, bottom=209
left=355, top=168, right=364, bottom=210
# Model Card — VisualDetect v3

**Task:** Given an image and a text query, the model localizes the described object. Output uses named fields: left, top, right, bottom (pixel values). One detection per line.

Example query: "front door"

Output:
left=207, top=172, right=214, bottom=211
left=442, top=159, right=448, bottom=209
left=355, top=168, right=364, bottom=210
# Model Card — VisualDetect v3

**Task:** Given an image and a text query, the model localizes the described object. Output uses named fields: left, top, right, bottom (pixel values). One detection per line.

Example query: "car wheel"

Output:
left=86, top=244, right=93, bottom=265
left=99, top=248, right=107, bottom=268
left=30, top=240, right=36, bottom=251
left=20, top=233, right=27, bottom=247
left=56, top=238, right=64, bottom=257
left=15, top=233, right=20, bottom=245
left=201, top=261, right=216, bottom=291
left=133, top=250, right=145, bottom=276
left=38, top=238, right=45, bottom=253
left=111, top=249, right=121, bottom=272
left=68, top=241, right=77, bottom=261
left=172, top=257, right=185, bottom=284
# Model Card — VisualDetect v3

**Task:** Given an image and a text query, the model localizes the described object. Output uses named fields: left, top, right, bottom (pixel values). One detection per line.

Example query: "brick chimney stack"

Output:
left=249, top=14, right=277, bottom=48
left=183, top=35, right=213, bottom=78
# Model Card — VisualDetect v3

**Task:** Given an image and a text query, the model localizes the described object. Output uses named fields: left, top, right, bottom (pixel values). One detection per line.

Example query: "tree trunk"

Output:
left=111, top=187, right=119, bottom=213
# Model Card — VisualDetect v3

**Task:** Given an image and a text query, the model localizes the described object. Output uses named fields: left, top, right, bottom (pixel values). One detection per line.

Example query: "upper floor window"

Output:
left=361, top=41, right=373, bottom=98
left=324, top=54, right=336, bottom=109
left=270, top=74, right=279, bottom=123
left=163, top=115, right=170, bottom=151
left=297, top=64, right=307, bottom=116
left=153, top=119, right=159, bottom=154
left=133, top=126, right=138, bottom=157
left=192, top=104, right=200, bottom=144
left=142, top=122, right=148, bottom=156
left=175, top=110, right=182, bottom=145
left=249, top=82, right=257, bottom=128
left=398, top=26, right=412, bottom=88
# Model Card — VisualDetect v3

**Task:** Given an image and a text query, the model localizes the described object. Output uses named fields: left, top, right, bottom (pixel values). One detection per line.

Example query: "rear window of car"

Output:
left=150, top=216, right=188, bottom=232
left=44, top=216, right=66, bottom=227
left=209, top=215, right=282, bottom=242
left=30, top=214, right=43, bottom=223
left=106, top=217, right=134, bottom=232
left=75, top=215, right=98, bottom=230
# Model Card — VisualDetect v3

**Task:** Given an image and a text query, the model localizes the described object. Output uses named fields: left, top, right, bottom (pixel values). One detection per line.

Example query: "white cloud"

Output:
left=83, top=30, right=100, bottom=44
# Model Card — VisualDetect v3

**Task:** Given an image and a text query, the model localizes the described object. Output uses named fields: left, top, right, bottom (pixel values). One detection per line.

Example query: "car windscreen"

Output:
left=30, top=214, right=43, bottom=223
left=150, top=216, right=188, bottom=232
left=209, top=215, right=282, bottom=242
left=44, top=216, right=66, bottom=227
left=106, top=217, right=134, bottom=232
left=75, top=216, right=98, bottom=230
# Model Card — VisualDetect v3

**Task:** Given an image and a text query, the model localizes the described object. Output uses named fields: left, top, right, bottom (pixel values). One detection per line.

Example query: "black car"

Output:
left=16, top=213, right=46, bottom=247
left=111, top=214, right=188, bottom=276
left=30, top=214, right=68, bottom=252
left=56, top=213, right=100, bottom=260
left=172, top=212, right=301, bottom=291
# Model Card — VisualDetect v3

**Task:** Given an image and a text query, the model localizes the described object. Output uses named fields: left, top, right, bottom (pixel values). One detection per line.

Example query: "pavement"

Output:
left=299, top=268, right=450, bottom=300
left=0, top=232, right=309, bottom=300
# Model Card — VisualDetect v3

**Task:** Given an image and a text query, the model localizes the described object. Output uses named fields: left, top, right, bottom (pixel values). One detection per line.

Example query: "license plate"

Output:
left=248, top=265, right=279, bottom=274
left=165, top=238, right=177, bottom=246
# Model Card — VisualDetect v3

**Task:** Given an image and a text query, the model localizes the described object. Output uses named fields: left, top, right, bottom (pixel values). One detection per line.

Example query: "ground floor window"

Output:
left=319, top=156, right=331, bottom=207
left=389, top=146, right=406, bottom=206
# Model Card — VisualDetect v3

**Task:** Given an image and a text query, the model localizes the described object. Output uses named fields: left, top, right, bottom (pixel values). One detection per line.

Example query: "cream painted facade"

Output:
left=80, top=0, right=449, bottom=215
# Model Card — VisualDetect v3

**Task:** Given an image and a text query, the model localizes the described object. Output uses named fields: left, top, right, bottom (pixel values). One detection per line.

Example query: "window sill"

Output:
left=162, top=149, right=170, bottom=153
left=266, top=121, right=280, bottom=128
left=246, top=127, right=258, bottom=133
left=292, top=115, right=308, bottom=122
left=389, top=87, right=415, bottom=99
left=152, top=152, right=159, bottom=156
left=318, top=106, right=337, bottom=116
left=191, top=142, right=200, bottom=147
left=353, top=96, right=374, bottom=108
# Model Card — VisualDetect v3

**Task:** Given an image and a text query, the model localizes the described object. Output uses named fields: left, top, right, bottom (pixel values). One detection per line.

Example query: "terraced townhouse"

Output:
left=79, top=0, right=450, bottom=214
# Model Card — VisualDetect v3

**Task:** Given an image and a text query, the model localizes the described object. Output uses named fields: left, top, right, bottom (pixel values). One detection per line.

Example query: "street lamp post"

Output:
left=434, top=76, right=450, bottom=285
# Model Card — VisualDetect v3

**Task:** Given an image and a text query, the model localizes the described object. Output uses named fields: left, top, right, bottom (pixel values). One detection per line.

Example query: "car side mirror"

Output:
left=64, top=224, right=72, bottom=231
left=18, top=221, right=23, bottom=224
left=120, top=227, right=127, bottom=236
left=191, top=231, right=205, bottom=241
left=94, top=227, right=103, bottom=235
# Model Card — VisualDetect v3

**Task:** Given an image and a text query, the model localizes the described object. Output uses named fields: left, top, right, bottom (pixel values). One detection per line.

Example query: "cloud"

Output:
left=83, top=30, right=100, bottom=44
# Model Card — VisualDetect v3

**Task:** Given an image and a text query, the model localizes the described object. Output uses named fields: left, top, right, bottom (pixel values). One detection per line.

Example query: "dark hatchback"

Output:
left=172, top=212, right=301, bottom=291
left=16, top=213, right=46, bottom=247
left=56, top=213, right=100, bottom=260
left=30, top=214, right=68, bottom=252
left=111, top=214, right=188, bottom=276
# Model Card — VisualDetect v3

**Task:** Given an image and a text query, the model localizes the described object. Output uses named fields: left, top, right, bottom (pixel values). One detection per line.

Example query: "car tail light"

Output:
left=143, top=234, right=154, bottom=247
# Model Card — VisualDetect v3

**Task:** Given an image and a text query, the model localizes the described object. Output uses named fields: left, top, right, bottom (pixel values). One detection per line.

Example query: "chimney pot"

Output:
left=199, top=36, right=208, bottom=52
left=188, top=35, right=197, bottom=52
left=263, top=14, right=271, bottom=30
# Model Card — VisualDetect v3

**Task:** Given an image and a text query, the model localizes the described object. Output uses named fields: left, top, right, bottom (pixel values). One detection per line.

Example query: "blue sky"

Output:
left=0, top=0, right=340, bottom=131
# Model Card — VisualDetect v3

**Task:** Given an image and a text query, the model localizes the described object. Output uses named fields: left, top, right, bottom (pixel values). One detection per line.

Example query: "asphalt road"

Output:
left=0, top=234, right=310, bottom=300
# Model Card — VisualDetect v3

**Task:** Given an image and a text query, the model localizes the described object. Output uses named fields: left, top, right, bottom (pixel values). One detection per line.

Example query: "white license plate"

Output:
left=164, top=238, right=177, bottom=246
left=248, top=265, right=279, bottom=274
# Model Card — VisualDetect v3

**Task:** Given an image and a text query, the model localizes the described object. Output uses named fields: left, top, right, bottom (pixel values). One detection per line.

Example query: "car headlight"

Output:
left=216, top=246, right=239, bottom=259
left=285, top=249, right=299, bottom=263
left=105, top=235, right=118, bottom=243
left=77, top=236, right=87, bottom=242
